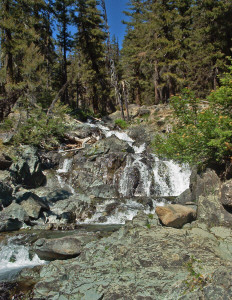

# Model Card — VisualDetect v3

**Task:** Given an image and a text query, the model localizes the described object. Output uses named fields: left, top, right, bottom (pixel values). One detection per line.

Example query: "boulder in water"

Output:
left=155, top=204, right=196, bottom=228
left=34, top=237, right=83, bottom=260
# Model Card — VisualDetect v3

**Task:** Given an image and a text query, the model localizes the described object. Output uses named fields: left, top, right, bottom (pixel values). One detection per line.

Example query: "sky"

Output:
left=104, top=0, right=129, bottom=49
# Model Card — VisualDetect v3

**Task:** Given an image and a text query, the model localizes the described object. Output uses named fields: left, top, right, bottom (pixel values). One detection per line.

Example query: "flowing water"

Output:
left=0, top=235, right=45, bottom=282
left=72, top=122, right=191, bottom=224
left=1, top=121, right=191, bottom=282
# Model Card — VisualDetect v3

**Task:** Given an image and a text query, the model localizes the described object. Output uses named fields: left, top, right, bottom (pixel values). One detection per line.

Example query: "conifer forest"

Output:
left=1, top=0, right=232, bottom=120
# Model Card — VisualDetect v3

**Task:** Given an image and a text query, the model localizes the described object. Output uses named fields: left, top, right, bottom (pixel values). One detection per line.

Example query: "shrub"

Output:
left=153, top=63, right=232, bottom=168
left=115, top=119, right=129, bottom=129
left=13, top=102, right=70, bottom=149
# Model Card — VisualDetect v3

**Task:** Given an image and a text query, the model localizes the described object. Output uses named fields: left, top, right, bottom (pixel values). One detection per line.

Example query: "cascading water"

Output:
left=0, top=236, right=45, bottom=281
left=72, top=122, right=191, bottom=224
left=56, top=157, right=75, bottom=194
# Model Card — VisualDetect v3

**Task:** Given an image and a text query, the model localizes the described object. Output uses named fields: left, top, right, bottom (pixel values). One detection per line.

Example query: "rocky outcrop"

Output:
left=155, top=204, right=196, bottom=228
left=192, top=169, right=232, bottom=227
left=19, top=213, right=232, bottom=300
left=10, top=145, right=46, bottom=188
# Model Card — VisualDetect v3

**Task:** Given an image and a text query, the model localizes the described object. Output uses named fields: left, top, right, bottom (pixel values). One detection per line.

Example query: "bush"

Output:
left=153, top=63, right=232, bottom=168
left=115, top=119, right=129, bottom=129
left=13, top=102, right=70, bottom=149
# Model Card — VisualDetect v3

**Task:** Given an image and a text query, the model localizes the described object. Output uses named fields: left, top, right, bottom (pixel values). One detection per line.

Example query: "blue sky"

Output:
left=105, top=0, right=129, bottom=48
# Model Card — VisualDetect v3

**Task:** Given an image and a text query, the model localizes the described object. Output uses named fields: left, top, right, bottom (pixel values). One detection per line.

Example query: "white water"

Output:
left=152, top=155, right=191, bottom=196
left=56, top=122, right=191, bottom=224
left=0, top=236, right=45, bottom=281
left=56, top=157, right=75, bottom=194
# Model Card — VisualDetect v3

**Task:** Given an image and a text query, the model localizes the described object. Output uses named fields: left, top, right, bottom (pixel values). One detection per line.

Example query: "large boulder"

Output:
left=10, top=146, right=46, bottom=188
left=33, top=237, right=83, bottom=260
left=0, top=218, right=22, bottom=232
left=18, top=192, right=50, bottom=219
left=0, top=202, right=29, bottom=232
left=194, top=169, right=232, bottom=227
left=0, top=202, right=29, bottom=223
left=155, top=204, right=196, bottom=228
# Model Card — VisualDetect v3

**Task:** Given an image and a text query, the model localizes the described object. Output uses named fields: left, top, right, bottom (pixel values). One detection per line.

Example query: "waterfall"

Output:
left=0, top=236, right=45, bottom=281
left=55, top=121, right=191, bottom=224
left=56, top=157, right=75, bottom=194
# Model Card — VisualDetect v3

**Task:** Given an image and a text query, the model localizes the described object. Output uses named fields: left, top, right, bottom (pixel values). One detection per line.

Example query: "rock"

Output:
left=220, top=180, right=232, bottom=208
left=127, top=126, right=150, bottom=146
left=39, top=150, right=62, bottom=169
left=0, top=153, right=12, bottom=170
left=0, top=202, right=29, bottom=223
left=155, top=204, right=196, bottom=228
left=0, top=202, right=28, bottom=232
left=138, top=107, right=151, bottom=117
left=0, top=218, right=23, bottom=232
left=33, top=236, right=83, bottom=260
left=175, top=188, right=192, bottom=205
left=10, top=145, right=46, bottom=188
left=0, top=171, right=14, bottom=208
left=29, top=217, right=232, bottom=300
left=46, top=189, right=72, bottom=203
left=19, top=193, right=50, bottom=219
left=192, top=169, right=232, bottom=227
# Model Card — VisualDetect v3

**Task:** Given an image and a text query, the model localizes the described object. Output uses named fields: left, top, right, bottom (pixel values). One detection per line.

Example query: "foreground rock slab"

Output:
left=18, top=213, right=232, bottom=300
left=155, top=204, right=196, bottom=228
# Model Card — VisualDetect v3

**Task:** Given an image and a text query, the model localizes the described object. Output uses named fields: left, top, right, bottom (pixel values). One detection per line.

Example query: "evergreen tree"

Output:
left=73, top=0, right=108, bottom=114
left=54, top=0, right=74, bottom=104
left=121, top=0, right=148, bottom=105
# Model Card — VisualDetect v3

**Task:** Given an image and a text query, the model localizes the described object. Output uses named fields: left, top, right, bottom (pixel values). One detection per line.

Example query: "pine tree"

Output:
left=121, top=0, right=148, bottom=105
left=54, top=0, right=74, bottom=105
left=73, top=0, right=108, bottom=114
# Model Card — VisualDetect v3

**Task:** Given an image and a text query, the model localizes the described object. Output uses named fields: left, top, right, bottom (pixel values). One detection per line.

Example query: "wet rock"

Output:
left=33, top=236, right=83, bottom=260
left=10, top=145, right=46, bottom=188
left=155, top=204, right=196, bottom=228
left=221, top=180, right=232, bottom=208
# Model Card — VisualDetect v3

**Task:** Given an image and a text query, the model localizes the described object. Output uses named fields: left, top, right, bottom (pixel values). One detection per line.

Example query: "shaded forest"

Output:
left=0, top=0, right=232, bottom=120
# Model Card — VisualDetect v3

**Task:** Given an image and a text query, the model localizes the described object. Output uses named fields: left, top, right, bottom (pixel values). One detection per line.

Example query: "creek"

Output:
left=0, top=121, right=191, bottom=283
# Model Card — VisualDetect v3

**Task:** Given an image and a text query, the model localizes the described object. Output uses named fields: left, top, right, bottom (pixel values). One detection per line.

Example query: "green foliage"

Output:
left=115, top=119, right=129, bottom=129
left=153, top=64, right=232, bottom=167
left=13, top=103, right=70, bottom=149
left=183, top=256, right=209, bottom=293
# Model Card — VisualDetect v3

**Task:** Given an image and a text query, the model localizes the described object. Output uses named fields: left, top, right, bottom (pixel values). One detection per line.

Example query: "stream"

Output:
left=0, top=122, right=191, bottom=283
